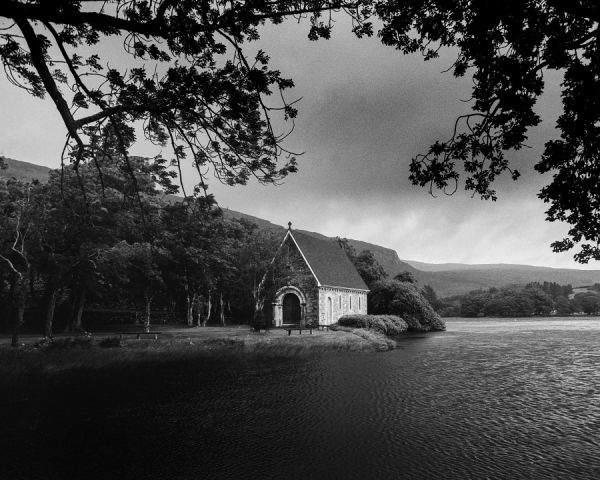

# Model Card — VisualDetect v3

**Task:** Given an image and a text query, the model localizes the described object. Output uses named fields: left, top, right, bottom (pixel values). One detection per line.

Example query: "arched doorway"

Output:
left=282, top=293, right=301, bottom=325
left=272, top=286, right=307, bottom=327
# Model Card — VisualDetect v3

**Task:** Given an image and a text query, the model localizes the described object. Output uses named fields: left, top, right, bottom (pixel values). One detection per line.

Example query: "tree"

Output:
left=3, top=2, right=600, bottom=262
left=228, top=222, right=282, bottom=325
left=0, top=0, right=368, bottom=190
left=554, top=296, right=572, bottom=316
left=421, top=284, right=441, bottom=311
left=337, top=238, right=387, bottom=288
left=105, top=241, right=164, bottom=329
left=575, top=292, right=600, bottom=315
left=368, top=279, right=445, bottom=332
left=393, top=271, right=416, bottom=284
left=0, top=178, right=37, bottom=345
left=377, top=1, right=600, bottom=262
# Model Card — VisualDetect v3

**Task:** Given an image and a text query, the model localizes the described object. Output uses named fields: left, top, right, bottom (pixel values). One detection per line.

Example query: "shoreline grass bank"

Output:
left=0, top=326, right=398, bottom=384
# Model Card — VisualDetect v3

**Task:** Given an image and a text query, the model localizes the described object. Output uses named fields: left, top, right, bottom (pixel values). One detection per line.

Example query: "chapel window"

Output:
left=350, top=295, right=353, bottom=310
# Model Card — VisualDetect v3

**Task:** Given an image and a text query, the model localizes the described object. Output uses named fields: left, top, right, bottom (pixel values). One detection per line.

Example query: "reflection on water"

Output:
left=4, top=317, right=600, bottom=479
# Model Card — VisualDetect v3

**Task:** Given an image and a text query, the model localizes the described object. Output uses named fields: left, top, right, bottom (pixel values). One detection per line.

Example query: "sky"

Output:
left=0, top=17, right=596, bottom=270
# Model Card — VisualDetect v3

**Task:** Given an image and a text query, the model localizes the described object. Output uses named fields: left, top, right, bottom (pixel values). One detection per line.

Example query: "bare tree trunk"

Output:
left=44, top=285, right=58, bottom=338
left=220, top=292, right=225, bottom=326
left=144, top=292, right=152, bottom=331
left=186, top=293, right=193, bottom=326
left=11, top=278, right=27, bottom=347
left=186, top=292, right=197, bottom=327
left=193, top=293, right=201, bottom=327
left=204, top=290, right=212, bottom=327
left=72, top=288, right=86, bottom=332
left=185, top=282, right=196, bottom=327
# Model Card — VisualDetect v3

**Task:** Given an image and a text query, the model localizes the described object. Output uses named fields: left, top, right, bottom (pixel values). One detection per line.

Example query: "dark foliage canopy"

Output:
left=1, top=1, right=599, bottom=261
left=380, top=1, right=600, bottom=262
left=336, top=237, right=387, bottom=288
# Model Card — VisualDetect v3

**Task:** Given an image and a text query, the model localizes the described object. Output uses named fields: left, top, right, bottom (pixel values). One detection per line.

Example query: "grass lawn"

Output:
left=0, top=325, right=396, bottom=383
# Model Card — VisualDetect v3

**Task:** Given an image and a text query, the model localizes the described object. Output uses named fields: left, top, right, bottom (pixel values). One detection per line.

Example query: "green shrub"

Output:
left=338, top=314, right=370, bottom=329
left=376, top=315, right=408, bottom=335
left=337, top=314, right=408, bottom=337
left=368, top=317, right=387, bottom=334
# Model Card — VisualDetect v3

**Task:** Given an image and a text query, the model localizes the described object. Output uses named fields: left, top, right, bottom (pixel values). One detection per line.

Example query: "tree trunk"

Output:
left=204, top=290, right=212, bottom=327
left=44, top=285, right=58, bottom=338
left=185, top=282, right=196, bottom=327
left=194, top=293, right=202, bottom=327
left=72, top=288, right=86, bottom=332
left=186, top=292, right=192, bottom=326
left=186, top=292, right=197, bottom=327
left=11, top=277, right=27, bottom=347
left=220, top=292, right=225, bottom=326
left=144, top=293, right=152, bottom=331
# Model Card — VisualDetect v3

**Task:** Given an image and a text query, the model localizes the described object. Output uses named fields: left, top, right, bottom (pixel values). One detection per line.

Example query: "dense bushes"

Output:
left=338, top=314, right=408, bottom=336
left=368, top=280, right=446, bottom=332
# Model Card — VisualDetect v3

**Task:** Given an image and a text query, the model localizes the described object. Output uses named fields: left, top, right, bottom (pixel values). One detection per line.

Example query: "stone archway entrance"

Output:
left=272, top=286, right=306, bottom=327
left=282, top=293, right=301, bottom=325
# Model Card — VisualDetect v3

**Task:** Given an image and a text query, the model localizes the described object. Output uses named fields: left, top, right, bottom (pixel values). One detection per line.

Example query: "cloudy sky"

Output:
left=0, top=18, right=595, bottom=270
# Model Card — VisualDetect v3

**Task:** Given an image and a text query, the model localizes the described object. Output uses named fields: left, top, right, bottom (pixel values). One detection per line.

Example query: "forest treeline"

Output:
left=433, top=282, right=600, bottom=318
left=0, top=151, right=284, bottom=345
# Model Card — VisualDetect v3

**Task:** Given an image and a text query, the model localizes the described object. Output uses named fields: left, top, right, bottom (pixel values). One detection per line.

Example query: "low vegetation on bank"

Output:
left=337, top=314, right=408, bottom=336
left=0, top=327, right=400, bottom=381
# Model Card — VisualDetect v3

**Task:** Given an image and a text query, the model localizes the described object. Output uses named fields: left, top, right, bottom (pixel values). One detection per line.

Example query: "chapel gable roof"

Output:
left=288, top=230, right=369, bottom=291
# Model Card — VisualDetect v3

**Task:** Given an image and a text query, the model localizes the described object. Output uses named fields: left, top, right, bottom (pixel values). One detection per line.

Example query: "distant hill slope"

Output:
left=218, top=213, right=600, bottom=297
left=4, top=158, right=600, bottom=297
left=403, top=260, right=600, bottom=296
left=1, top=157, right=50, bottom=182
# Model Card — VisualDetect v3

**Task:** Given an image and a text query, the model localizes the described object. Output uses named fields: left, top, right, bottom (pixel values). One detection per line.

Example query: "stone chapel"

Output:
left=264, top=223, right=369, bottom=328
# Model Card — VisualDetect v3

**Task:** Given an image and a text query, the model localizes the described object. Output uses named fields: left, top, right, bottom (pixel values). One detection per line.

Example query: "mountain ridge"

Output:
left=3, top=157, right=600, bottom=297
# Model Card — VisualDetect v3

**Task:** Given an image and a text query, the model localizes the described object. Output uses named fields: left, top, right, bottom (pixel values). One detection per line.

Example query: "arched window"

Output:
left=359, top=296, right=361, bottom=310
left=339, top=295, right=342, bottom=309
left=349, top=295, right=353, bottom=311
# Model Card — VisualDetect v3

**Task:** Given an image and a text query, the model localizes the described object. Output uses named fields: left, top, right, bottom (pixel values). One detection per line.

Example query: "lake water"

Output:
left=4, top=317, right=600, bottom=479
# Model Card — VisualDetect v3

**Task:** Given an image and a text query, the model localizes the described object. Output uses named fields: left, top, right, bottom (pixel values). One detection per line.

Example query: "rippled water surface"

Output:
left=5, top=318, right=600, bottom=479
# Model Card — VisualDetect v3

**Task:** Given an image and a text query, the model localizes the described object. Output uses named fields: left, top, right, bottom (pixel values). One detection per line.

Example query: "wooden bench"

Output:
left=282, top=325, right=313, bottom=335
left=118, top=331, right=163, bottom=341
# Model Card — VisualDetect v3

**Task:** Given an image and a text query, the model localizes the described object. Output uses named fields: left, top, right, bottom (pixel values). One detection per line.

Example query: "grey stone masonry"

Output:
left=318, top=287, right=368, bottom=325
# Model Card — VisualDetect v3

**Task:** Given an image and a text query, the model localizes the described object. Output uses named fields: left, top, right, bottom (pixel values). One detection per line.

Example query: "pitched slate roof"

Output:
left=289, top=230, right=369, bottom=290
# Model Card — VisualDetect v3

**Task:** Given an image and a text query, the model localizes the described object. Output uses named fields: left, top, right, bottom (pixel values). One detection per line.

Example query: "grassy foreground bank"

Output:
left=0, top=326, right=396, bottom=382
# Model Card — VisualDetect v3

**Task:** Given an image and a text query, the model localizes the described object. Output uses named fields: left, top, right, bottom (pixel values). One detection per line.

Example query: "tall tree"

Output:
left=0, top=178, right=37, bottom=345
left=158, top=196, right=225, bottom=326
left=337, top=237, right=387, bottom=288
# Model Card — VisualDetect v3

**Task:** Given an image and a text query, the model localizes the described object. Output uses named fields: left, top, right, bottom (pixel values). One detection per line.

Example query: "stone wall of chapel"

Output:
left=318, top=287, right=368, bottom=325
left=264, top=235, right=319, bottom=327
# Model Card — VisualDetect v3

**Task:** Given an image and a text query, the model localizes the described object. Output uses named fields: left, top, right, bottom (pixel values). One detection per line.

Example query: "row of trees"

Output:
left=438, top=282, right=600, bottom=317
left=0, top=143, right=281, bottom=345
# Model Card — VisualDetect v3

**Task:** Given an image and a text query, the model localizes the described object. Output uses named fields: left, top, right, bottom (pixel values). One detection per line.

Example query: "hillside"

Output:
left=4, top=158, right=600, bottom=297
left=1, top=157, right=50, bottom=182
